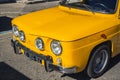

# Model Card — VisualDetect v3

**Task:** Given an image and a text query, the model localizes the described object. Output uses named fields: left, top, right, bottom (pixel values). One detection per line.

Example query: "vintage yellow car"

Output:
left=11, top=0, right=119, bottom=78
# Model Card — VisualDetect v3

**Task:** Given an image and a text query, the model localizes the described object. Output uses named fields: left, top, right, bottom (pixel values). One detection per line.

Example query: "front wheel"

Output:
left=87, top=45, right=111, bottom=78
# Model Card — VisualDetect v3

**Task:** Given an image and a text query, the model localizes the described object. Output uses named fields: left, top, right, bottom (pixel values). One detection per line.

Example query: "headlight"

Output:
left=51, top=40, right=62, bottom=55
left=12, top=25, right=19, bottom=36
left=19, top=31, right=25, bottom=41
left=35, top=38, right=44, bottom=50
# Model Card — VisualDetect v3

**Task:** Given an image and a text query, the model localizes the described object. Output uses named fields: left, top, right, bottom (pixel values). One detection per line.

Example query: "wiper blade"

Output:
left=80, top=4, right=95, bottom=15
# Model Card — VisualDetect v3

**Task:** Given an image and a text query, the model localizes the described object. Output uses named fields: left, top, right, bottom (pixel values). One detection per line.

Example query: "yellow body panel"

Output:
left=12, top=2, right=120, bottom=72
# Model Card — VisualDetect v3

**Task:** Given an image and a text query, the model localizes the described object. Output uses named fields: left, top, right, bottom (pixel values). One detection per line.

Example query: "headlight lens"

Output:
left=19, top=31, right=25, bottom=41
left=35, top=38, right=44, bottom=50
left=51, top=40, right=62, bottom=55
left=12, top=25, right=19, bottom=36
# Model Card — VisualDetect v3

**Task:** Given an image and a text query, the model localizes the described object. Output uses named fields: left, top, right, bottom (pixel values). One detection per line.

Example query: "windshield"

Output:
left=60, top=0, right=118, bottom=14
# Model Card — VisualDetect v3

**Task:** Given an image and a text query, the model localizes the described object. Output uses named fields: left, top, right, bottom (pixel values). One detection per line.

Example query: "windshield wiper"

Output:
left=80, top=4, right=95, bottom=15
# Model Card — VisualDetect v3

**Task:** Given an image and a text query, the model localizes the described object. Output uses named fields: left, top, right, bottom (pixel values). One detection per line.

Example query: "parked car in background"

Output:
left=11, top=0, right=120, bottom=78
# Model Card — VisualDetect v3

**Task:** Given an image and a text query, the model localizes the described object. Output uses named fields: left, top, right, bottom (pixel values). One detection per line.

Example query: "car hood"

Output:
left=12, top=6, right=116, bottom=41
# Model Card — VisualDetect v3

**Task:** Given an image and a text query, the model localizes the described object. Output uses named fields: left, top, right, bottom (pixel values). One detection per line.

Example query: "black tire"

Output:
left=87, top=45, right=111, bottom=78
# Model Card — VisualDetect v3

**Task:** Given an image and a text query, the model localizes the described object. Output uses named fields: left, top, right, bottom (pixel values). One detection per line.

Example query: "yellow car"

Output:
left=11, top=0, right=119, bottom=78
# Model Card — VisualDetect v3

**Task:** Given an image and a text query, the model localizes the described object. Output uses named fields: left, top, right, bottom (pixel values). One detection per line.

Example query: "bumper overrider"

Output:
left=11, top=39, right=77, bottom=74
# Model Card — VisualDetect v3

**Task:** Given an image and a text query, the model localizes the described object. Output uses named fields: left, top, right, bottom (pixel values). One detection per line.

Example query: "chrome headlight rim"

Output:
left=12, top=25, right=19, bottom=37
left=35, top=38, right=44, bottom=51
left=19, top=31, right=25, bottom=42
left=51, top=40, right=62, bottom=56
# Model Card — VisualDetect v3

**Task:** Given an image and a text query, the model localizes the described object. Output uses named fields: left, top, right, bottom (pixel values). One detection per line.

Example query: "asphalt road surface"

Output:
left=0, top=1, right=120, bottom=80
left=0, top=1, right=58, bottom=17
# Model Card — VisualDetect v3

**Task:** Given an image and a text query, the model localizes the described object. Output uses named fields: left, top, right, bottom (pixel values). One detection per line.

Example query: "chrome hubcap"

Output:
left=93, top=49, right=108, bottom=74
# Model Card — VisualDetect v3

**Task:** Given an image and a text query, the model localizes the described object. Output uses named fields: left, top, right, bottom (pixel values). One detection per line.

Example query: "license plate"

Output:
left=24, top=51, right=42, bottom=63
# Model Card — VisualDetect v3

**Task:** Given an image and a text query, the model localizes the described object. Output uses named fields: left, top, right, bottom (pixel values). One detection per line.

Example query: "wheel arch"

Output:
left=85, top=40, right=112, bottom=71
left=90, top=40, right=112, bottom=59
